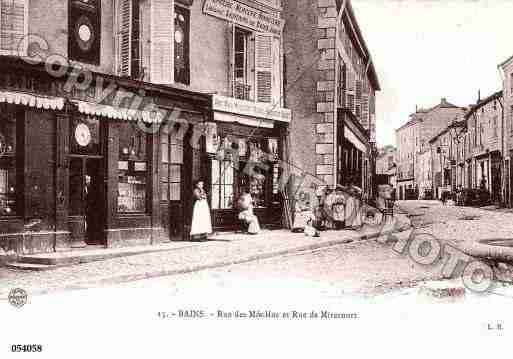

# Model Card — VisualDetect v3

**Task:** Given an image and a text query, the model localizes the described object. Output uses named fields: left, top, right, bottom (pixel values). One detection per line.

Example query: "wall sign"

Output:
left=203, top=0, right=284, bottom=36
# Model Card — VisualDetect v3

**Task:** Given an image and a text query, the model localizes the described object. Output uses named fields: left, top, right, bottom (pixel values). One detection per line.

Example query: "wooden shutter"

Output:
left=254, top=34, right=273, bottom=103
left=227, top=23, right=235, bottom=97
left=271, top=36, right=281, bottom=106
left=117, top=0, right=132, bottom=76
left=0, top=0, right=27, bottom=55
left=150, top=0, right=173, bottom=84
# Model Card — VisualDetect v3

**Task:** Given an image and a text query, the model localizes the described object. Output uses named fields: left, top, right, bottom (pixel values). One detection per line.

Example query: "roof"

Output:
left=498, top=54, right=513, bottom=69
left=396, top=98, right=464, bottom=132
left=464, top=90, right=503, bottom=119
left=337, top=0, right=381, bottom=91
left=428, top=120, right=467, bottom=144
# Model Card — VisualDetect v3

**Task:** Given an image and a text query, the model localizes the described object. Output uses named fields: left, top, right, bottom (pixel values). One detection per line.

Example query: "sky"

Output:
left=351, top=0, right=513, bottom=147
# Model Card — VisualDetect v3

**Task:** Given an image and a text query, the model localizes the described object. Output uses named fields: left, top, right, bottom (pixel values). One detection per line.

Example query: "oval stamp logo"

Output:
left=8, top=288, right=28, bottom=308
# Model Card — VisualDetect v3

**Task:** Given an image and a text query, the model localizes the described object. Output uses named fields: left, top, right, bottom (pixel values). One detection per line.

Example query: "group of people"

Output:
left=292, top=180, right=367, bottom=236
left=190, top=180, right=261, bottom=242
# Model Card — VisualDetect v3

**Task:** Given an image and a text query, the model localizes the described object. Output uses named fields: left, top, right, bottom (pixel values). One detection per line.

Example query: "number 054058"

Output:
left=11, top=344, right=42, bottom=352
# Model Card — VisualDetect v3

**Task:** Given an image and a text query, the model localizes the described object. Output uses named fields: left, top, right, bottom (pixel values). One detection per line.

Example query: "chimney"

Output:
left=478, top=89, right=481, bottom=103
left=441, top=97, right=447, bottom=104
left=415, top=104, right=418, bottom=112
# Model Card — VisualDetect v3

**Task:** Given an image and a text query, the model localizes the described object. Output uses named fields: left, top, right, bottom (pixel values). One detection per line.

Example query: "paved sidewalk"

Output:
left=0, top=212, right=410, bottom=300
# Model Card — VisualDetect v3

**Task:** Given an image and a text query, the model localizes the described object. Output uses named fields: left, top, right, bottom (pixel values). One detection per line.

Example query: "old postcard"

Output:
left=1, top=0, right=512, bottom=357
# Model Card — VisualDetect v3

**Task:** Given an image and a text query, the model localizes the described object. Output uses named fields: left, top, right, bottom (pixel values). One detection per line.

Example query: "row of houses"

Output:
left=0, top=0, right=380, bottom=255
left=395, top=54, right=513, bottom=205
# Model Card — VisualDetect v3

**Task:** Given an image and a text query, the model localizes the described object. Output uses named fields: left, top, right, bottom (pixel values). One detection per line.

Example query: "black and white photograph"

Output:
left=1, top=0, right=513, bottom=357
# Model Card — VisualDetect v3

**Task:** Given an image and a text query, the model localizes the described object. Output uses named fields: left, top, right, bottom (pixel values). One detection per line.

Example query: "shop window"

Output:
left=211, top=159, right=234, bottom=210
left=161, top=127, right=183, bottom=201
left=0, top=0, right=28, bottom=56
left=0, top=110, right=17, bottom=216
left=174, top=5, right=190, bottom=85
left=117, top=122, right=148, bottom=213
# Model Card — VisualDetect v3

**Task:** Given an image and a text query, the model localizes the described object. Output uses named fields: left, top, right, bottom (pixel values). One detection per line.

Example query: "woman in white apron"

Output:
left=190, top=180, right=213, bottom=241
left=344, top=180, right=363, bottom=230
left=238, top=192, right=261, bottom=234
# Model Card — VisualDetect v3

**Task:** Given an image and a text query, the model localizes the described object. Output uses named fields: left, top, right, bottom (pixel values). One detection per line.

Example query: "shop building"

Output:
left=282, top=0, right=380, bottom=197
left=463, top=90, right=504, bottom=202
left=0, top=0, right=290, bottom=255
left=428, top=120, right=467, bottom=199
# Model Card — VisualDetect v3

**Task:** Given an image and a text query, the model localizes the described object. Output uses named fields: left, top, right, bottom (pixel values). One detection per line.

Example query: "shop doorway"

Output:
left=69, top=157, right=105, bottom=245
left=160, top=126, right=194, bottom=241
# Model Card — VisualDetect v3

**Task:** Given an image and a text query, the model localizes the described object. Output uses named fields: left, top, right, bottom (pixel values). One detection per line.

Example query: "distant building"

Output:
left=463, top=91, right=504, bottom=202
left=429, top=121, right=467, bottom=199
left=376, top=147, right=397, bottom=175
left=396, top=98, right=466, bottom=200
left=417, top=149, right=432, bottom=199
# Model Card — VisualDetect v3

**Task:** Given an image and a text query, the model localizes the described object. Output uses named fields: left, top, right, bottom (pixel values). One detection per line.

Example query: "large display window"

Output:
left=0, top=108, right=18, bottom=216
left=208, top=134, right=280, bottom=210
left=117, top=122, right=148, bottom=213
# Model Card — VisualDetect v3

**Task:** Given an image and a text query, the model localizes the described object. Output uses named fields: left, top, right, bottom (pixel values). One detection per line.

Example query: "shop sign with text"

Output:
left=203, top=0, right=284, bottom=35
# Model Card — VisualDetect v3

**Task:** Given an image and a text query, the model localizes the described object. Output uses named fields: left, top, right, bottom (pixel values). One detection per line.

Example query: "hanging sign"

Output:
left=203, top=0, right=284, bottom=36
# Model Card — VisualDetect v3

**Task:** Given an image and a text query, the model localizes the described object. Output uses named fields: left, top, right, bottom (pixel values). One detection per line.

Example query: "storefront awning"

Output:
left=214, top=112, right=274, bottom=129
left=75, top=101, right=164, bottom=123
left=344, top=126, right=367, bottom=153
left=0, top=90, right=65, bottom=110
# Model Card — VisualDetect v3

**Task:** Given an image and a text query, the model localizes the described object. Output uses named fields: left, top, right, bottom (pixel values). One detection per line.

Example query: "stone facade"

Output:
left=283, top=0, right=379, bottom=191
left=396, top=98, right=466, bottom=199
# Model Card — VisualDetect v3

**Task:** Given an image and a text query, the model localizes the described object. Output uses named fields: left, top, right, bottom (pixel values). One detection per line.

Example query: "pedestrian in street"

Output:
left=238, top=192, right=261, bottom=235
left=344, top=176, right=363, bottom=230
left=292, top=191, right=316, bottom=233
left=332, top=185, right=346, bottom=230
left=190, top=180, right=212, bottom=241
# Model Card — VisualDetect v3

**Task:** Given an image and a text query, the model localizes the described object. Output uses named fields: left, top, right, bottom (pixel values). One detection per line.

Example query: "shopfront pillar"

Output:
left=54, top=110, right=71, bottom=251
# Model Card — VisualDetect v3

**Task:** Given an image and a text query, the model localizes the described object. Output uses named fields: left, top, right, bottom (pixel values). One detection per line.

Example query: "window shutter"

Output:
left=254, top=34, right=273, bottom=103
left=271, top=36, right=281, bottom=106
left=227, top=23, right=235, bottom=97
left=150, top=0, right=173, bottom=84
left=0, top=0, right=27, bottom=55
left=117, top=0, right=132, bottom=77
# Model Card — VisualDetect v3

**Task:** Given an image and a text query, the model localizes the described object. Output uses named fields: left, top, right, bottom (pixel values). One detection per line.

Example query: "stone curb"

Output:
left=0, top=226, right=408, bottom=299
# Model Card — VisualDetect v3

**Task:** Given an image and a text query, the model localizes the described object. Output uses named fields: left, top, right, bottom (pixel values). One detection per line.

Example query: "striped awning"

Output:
left=0, top=90, right=65, bottom=110
left=75, top=101, right=164, bottom=123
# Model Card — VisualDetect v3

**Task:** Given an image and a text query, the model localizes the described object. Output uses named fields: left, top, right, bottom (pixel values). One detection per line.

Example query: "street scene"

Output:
left=2, top=0, right=513, bottom=356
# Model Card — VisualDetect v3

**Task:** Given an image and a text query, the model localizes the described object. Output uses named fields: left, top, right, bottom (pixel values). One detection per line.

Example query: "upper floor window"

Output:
left=69, top=0, right=101, bottom=65
left=337, top=54, right=345, bottom=107
left=174, top=5, right=190, bottom=85
left=229, top=25, right=281, bottom=105
left=0, top=0, right=28, bottom=56
left=116, top=0, right=182, bottom=84
left=510, top=73, right=513, bottom=95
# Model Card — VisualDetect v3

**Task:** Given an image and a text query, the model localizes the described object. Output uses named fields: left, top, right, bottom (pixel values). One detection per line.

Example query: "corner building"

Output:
left=282, top=0, right=380, bottom=196
left=0, top=0, right=290, bottom=255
